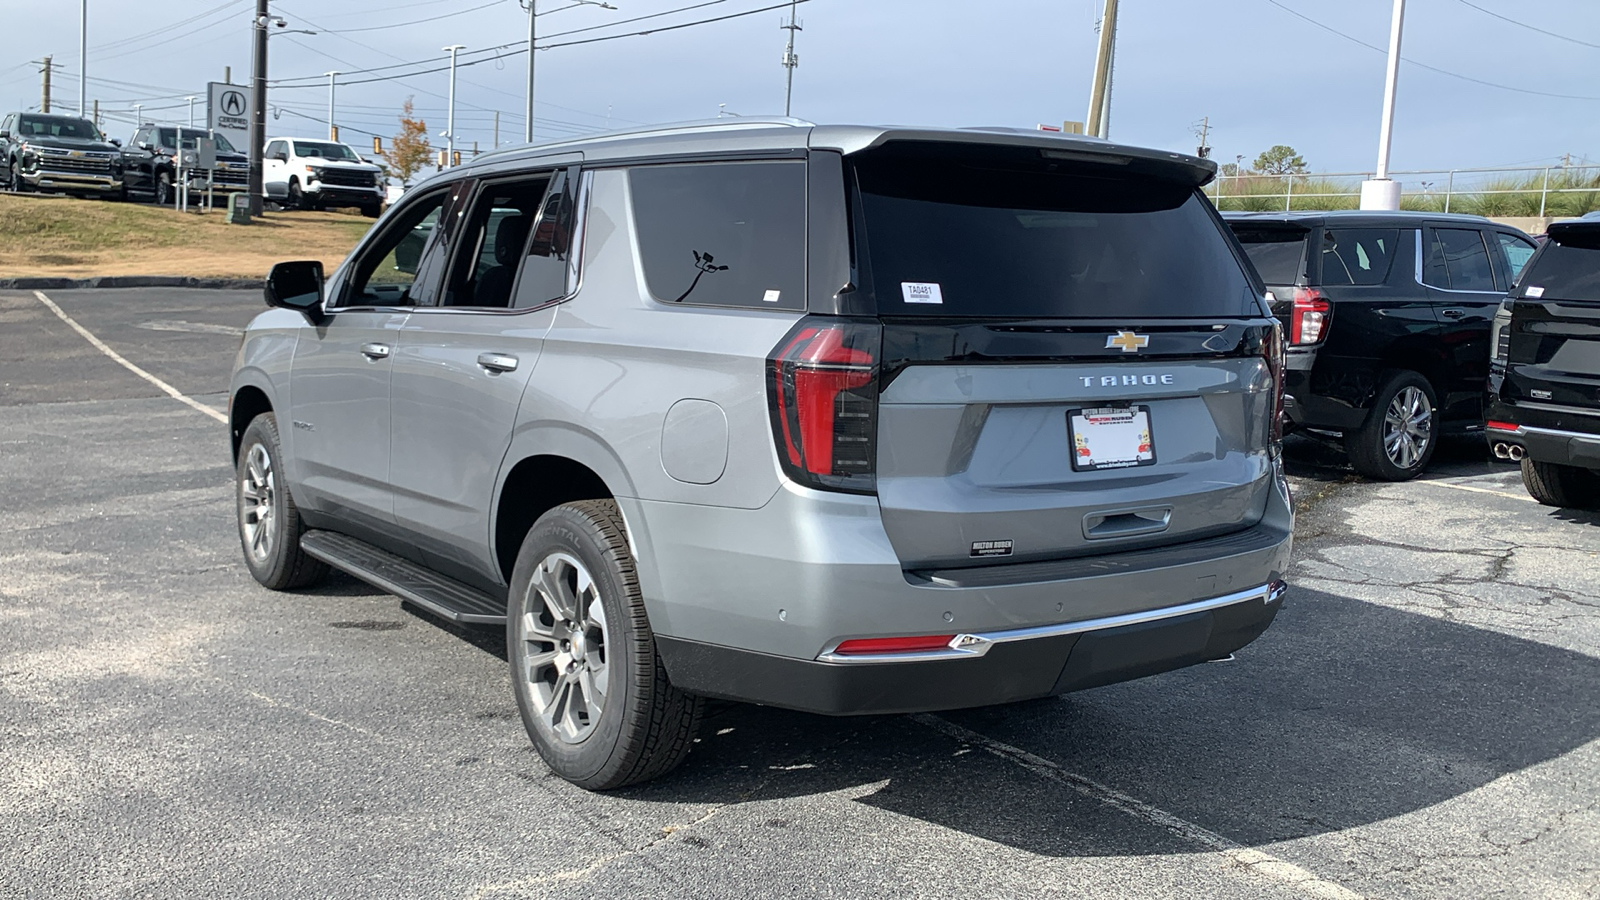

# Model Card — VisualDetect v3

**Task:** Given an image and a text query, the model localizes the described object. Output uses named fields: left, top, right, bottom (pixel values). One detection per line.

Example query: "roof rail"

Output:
left=474, top=116, right=814, bottom=163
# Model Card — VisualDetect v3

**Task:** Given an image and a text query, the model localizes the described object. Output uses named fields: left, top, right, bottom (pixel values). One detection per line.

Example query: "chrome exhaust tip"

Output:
left=1493, top=442, right=1511, bottom=460
left=1508, top=445, right=1526, bottom=461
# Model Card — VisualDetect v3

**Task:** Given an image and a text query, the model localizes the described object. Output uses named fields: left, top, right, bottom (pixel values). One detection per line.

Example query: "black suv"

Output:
left=122, top=124, right=249, bottom=205
left=1486, top=218, right=1600, bottom=507
left=1226, top=211, right=1537, bottom=480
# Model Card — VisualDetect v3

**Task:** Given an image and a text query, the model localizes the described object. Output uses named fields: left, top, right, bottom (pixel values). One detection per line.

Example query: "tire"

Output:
left=153, top=170, right=172, bottom=206
left=361, top=203, right=381, bottom=219
left=507, top=500, right=703, bottom=790
left=1521, top=458, right=1600, bottom=509
left=287, top=178, right=304, bottom=210
left=9, top=160, right=29, bottom=193
left=236, top=413, right=328, bottom=590
left=1345, top=370, right=1438, bottom=481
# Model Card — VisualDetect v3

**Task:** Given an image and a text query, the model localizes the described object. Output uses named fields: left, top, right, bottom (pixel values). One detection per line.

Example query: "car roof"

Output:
left=456, top=118, right=1216, bottom=185
left=1222, top=209, right=1497, bottom=228
left=1547, top=219, right=1600, bottom=242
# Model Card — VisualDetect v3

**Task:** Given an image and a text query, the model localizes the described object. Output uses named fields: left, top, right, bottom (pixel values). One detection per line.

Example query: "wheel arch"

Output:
left=493, top=454, right=615, bottom=584
left=230, top=382, right=274, bottom=462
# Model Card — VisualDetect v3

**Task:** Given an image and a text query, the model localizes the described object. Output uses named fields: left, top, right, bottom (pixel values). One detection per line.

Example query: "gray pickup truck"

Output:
left=0, top=112, right=124, bottom=197
left=230, top=119, right=1294, bottom=789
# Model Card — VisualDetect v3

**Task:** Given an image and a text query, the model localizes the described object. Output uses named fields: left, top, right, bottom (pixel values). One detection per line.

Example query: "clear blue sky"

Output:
left=2, top=0, right=1596, bottom=176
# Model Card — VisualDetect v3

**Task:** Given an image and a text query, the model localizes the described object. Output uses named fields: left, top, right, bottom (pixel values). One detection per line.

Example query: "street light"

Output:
left=1361, top=0, right=1406, bottom=210
left=248, top=9, right=317, bottom=215
left=443, top=45, right=465, bottom=165
left=523, top=0, right=617, bottom=144
left=325, top=71, right=337, bottom=140
left=78, top=0, right=87, bottom=117
left=186, top=95, right=197, bottom=127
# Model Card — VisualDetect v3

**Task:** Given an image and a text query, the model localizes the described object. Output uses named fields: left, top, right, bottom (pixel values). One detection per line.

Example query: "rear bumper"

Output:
left=1485, top=406, right=1600, bottom=468
left=657, top=584, right=1283, bottom=715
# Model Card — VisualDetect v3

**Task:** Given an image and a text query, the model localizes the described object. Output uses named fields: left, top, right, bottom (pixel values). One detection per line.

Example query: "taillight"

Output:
left=767, top=317, right=881, bottom=493
left=1491, top=298, right=1514, bottom=363
left=1264, top=322, right=1286, bottom=451
left=833, top=635, right=957, bottom=655
left=1289, top=287, right=1330, bottom=345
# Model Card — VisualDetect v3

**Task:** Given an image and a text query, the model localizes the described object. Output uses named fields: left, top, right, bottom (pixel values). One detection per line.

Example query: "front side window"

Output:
left=629, top=161, right=806, bottom=310
left=1320, top=228, right=1398, bottom=286
left=344, top=190, right=449, bottom=307
left=266, top=141, right=286, bottom=159
left=1425, top=228, right=1497, bottom=291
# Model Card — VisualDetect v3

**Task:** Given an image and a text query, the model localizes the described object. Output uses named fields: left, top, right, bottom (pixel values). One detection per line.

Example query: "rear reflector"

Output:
left=832, top=635, right=957, bottom=656
left=1486, top=421, right=1520, bottom=432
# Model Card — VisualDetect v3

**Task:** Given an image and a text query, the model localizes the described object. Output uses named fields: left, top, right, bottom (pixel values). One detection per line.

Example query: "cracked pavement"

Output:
left=2, top=289, right=1598, bottom=899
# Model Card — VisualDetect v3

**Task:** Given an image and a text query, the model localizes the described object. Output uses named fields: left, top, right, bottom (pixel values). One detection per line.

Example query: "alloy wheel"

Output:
left=1382, top=385, right=1433, bottom=470
left=520, top=551, right=610, bottom=744
left=239, top=443, right=277, bottom=563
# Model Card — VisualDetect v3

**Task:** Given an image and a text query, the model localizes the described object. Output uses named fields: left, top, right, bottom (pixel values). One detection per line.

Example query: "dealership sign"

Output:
left=207, top=82, right=252, bottom=152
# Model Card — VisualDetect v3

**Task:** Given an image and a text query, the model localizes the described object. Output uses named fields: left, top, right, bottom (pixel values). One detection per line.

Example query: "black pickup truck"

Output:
left=1226, top=211, right=1537, bottom=480
left=1486, top=218, right=1600, bottom=508
left=0, top=112, right=124, bottom=197
left=122, top=123, right=249, bottom=205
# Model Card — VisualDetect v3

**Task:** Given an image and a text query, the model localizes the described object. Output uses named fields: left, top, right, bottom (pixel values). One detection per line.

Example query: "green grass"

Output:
left=1211, top=170, right=1600, bottom=216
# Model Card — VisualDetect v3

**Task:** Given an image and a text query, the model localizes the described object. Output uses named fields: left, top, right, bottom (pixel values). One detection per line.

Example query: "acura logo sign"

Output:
left=221, top=91, right=247, bottom=116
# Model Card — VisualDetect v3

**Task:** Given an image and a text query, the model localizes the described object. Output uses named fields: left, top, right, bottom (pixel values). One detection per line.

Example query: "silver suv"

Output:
left=230, top=120, right=1293, bottom=789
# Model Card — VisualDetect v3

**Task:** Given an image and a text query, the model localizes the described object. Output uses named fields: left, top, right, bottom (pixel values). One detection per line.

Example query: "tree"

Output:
left=383, top=97, right=432, bottom=188
left=1253, top=145, right=1307, bottom=176
left=1219, top=162, right=1241, bottom=178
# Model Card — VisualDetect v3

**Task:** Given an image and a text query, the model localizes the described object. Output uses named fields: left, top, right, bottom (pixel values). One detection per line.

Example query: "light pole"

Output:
left=444, top=45, right=465, bottom=165
left=248, top=11, right=316, bottom=215
left=132, top=103, right=142, bottom=125
left=325, top=71, right=337, bottom=140
left=78, top=0, right=87, bottom=116
left=1361, top=0, right=1406, bottom=210
left=523, top=0, right=617, bottom=144
left=1085, top=0, right=1119, bottom=139
left=186, top=95, right=197, bottom=127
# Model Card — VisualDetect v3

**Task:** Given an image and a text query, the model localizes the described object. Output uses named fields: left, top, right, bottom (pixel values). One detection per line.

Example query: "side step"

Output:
left=299, top=530, right=507, bottom=625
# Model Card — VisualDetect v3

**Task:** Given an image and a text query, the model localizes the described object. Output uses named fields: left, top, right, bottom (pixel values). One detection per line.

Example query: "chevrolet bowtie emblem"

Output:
left=1106, top=331, right=1150, bottom=353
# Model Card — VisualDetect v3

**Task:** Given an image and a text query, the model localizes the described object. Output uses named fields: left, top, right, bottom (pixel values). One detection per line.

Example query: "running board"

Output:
left=298, top=530, right=507, bottom=625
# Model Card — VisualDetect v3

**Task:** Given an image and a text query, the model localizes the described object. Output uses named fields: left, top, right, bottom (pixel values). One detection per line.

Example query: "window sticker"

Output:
left=1526, top=286, right=1545, bottom=298
left=901, top=282, right=943, bottom=304
left=762, top=289, right=781, bottom=303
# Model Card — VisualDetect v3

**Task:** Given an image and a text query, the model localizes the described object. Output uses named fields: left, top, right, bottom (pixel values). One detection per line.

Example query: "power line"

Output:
left=319, top=0, right=510, bottom=34
left=1450, top=0, right=1600, bottom=52
left=1262, top=0, right=1600, bottom=101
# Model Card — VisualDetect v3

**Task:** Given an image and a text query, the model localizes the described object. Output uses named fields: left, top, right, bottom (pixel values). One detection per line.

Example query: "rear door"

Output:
left=850, top=146, right=1278, bottom=571
left=1422, top=225, right=1507, bottom=421
left=1505, top=231, right=1600, bottom=421
left=388, top=166, right=578, bottom=592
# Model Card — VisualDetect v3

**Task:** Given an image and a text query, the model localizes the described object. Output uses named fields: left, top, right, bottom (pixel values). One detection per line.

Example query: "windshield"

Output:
left=1232, top=228, right=1308, bottom=286
left=17, top=115, right=102, bottom=141
left=157, top=129, right=238, bottom=153
left=294, top=141, right=359, bottom=161
left=1521, top=234, right=1600, bottom=302
left=851, top=147, right=1259, bottom=319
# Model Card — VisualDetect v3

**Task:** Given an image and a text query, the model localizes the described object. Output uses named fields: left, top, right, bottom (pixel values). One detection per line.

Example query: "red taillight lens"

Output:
left=1264, top=321, right=1286, bottom=450
left=1486, top=421, right=1520, bottom=432
left=833, top=635, right=957, bottom=655
left=768, top=318, right=881, bottom=493
left=1289, top=287, right=1330, bottom=345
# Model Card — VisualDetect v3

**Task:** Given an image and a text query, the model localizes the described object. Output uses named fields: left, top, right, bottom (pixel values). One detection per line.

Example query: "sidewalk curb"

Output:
left=0, top=276, right=262, bottom=291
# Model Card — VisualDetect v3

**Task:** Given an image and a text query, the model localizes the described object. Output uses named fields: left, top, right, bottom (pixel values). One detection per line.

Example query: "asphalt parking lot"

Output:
left=3, top=288, right=1597, bottom=900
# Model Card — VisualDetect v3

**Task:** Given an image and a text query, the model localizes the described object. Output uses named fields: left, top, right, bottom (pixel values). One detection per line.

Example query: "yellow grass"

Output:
left=0, top=193, right=374, bottom=280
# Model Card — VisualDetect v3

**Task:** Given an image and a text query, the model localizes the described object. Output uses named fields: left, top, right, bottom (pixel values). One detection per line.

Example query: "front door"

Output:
left=286, top=186, right=453, bottom=550
left=1421, top=225, right=1509, bottom=423
left=388, top=168, right=577, bottom=592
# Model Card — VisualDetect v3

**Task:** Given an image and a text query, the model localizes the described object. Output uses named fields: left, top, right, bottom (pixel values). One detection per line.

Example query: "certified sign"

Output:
left=207, top=82, right=252, bottom=153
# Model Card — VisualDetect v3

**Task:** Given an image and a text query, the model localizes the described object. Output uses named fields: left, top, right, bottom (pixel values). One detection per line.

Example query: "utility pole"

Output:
left=493, top=110, right=500, bottom=148
left=187, top=96, right=197, bottom=127
left=525, top=0, right=536, bottom=143
left=781, top=0, right=801, bottom=117
left=249, top=0, right=270, bottom=216
left=325, top=71, right=337, bottom=140
left=444, top=45, right=465, bottom=166
left=1194, top=116, right=1211, bottom=158
left=1085, top=0, right=1118, bottom=139
left=1360, top=0, right=1405, bottom=210
left=40, top=56, right=52, bottom=113
left=79, top=0, right=88, bottom=116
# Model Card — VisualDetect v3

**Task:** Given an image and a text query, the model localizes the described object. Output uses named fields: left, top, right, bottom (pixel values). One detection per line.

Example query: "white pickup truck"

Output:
left=263, top=136, right=386, bottom=217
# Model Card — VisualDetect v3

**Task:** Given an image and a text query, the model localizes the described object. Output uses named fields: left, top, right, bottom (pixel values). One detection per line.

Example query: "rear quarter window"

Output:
left=851, top=151, right=1259, bottom=319
left=628, top=161, right=806, bottom=310
left=1319, top=228, right=1399, bottom=286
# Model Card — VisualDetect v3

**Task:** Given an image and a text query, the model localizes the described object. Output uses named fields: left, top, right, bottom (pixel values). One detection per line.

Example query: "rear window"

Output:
left=1233, top=229, right=1307, bottom=285
left=851, top=150, right=1259, bottom=319
left=1319, top=228, right=1399, bottom=286
left=1521, top=235, right=1600, bottom=301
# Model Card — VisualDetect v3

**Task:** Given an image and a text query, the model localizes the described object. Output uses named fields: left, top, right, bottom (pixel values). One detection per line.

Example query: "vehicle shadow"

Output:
left=614, top=586, right=1600, bottom=856
left=1282, top=431, right=1498, bottom=484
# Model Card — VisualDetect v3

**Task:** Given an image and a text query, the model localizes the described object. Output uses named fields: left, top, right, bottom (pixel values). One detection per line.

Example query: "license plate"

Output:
left=1068, top=406, right=1155, bottom=471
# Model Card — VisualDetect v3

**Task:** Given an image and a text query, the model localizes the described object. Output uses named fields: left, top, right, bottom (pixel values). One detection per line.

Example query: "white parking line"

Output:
left=1417, top=480, right=1534, bottom=502
left=32, top=290, right=228, bottom=425
left=915, top=714, right=1363, bottom=900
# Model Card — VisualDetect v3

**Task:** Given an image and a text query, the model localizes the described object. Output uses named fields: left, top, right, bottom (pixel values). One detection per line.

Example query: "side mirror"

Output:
left=265, top=260, right=325, bottom=321
left=109, top=137, right=122, bottom=148
left=136, top=141, right=151, bottom=152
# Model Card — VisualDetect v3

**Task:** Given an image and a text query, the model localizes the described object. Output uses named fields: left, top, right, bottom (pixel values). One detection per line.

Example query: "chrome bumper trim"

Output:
left=815, top=581, right=1286, bottom=664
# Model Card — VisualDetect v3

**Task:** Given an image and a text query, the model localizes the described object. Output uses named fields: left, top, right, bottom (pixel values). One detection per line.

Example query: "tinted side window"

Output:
left=1497, top=233, right=1538, bottom=285
left=1319, top=228, right=1398, bottom=286
left=629, top=161, right=806, bottom=310
left=344, top=190, right=449, bottom=307
left=439, top=176, right=552, bottom=309
left=1428, top=228, right=1497, bottom=291
left=1232, top=229, right=1307, bottom=285
left=266, top=140, right=285, bottom=159
left=515, top=169, right=574, bottom=309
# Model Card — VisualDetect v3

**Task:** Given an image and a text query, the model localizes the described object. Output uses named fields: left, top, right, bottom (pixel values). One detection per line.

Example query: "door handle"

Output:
left=1441, top=308, right=1466, bottom=320
left=359, top=342, right=391, bottom=360
left=477, top=352, right=519, bottom=373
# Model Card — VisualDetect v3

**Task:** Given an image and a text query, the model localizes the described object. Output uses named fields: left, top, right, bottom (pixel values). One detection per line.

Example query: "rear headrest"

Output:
left=495, top=214, right=531, bottom=266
